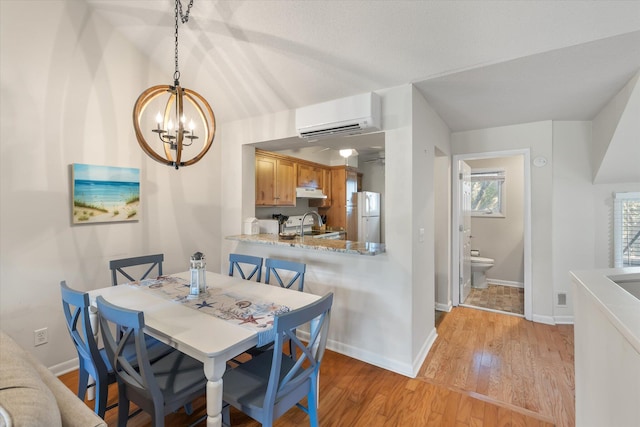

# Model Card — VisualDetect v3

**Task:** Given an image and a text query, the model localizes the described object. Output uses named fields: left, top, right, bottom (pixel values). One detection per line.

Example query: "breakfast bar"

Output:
left=226, top=233, right=386, bottom=256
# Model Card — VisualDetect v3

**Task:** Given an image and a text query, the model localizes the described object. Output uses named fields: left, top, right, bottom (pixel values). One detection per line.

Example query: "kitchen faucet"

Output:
left=300, top=211, right=323, bottom=238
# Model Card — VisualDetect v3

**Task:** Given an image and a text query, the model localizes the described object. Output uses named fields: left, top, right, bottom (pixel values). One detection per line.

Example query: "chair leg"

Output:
left=183, top=402, right=193, bottom=415
left=153, top=405, right=164, bottom=427
left=117, top=393, right=129, bottom=427
left=308, top=376, right=319, bottom=427
left=94, top=378, right=108, bottom=418
left=77, top=367, right=89, bottom=401
left=222, top=404, right=230, bottom=426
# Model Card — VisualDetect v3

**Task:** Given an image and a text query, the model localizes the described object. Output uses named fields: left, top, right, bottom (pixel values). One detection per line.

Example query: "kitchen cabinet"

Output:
left=324, top=166, right=360, bottom=239
left=297, top=164, right=323, bottom=189
left=309, top=168, right=332, bottom=208
left=255, top=151, right=296, bottom=206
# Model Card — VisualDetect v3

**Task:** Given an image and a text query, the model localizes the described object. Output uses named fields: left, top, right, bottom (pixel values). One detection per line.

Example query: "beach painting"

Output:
left=72, top=163, right=140, bottom=224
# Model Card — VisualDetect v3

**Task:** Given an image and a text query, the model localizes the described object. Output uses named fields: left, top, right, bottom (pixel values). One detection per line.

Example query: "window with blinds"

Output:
left=613, top=192, right=640, bottom=268
left=470, top=170, right=506, bottom=217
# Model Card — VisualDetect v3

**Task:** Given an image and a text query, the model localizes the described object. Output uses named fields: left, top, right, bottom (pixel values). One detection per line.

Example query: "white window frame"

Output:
left=470, top=169, right=506, bottom=218
left=613, top=191, right=640, bottom=268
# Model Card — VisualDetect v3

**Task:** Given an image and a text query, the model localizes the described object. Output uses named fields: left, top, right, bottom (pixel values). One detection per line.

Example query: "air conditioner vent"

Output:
left=296, top=92, right=381, bottom=140
left=299, top=123, right=365, bottom=139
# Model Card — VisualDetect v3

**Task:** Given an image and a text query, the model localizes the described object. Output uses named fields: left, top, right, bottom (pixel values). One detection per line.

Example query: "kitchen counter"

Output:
left=571, top=267, right=640, bottom=352
left=226, top=234, right=386, bottom=256
left=571, top=267, right=640, bottom=427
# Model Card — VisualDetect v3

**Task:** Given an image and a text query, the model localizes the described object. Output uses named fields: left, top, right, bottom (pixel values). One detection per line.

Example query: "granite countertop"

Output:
left=226, top=234, right=386, bottom=256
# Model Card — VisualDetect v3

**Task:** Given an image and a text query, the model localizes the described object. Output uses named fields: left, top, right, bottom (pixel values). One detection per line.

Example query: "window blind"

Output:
left=471, top=170, right=506, bottom=182
left=613, top=192, right=640, bottom=268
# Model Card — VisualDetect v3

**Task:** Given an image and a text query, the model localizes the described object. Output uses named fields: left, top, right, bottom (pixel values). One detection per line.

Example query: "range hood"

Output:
left=296, top=187, right=327, bottom=199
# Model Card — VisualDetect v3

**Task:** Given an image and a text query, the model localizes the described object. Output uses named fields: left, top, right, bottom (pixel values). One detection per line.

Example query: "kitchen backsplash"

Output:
left=255, top=203, right=317, bottom=220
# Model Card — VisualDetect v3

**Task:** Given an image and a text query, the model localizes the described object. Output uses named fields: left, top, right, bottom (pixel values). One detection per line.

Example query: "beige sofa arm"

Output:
left=0, top=331, right=106, bottom=427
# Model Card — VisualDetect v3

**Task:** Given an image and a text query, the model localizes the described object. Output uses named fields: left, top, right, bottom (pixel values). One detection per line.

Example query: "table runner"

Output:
left=133, top=275, right=290, bottom=346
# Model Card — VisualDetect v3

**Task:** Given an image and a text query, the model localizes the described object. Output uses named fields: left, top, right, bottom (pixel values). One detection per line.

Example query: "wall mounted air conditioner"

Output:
left=295, top=92, right=381, bottom=140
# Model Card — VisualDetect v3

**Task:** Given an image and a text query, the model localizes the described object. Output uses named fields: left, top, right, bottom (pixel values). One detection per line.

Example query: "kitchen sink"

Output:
left=303, top=230, right=343, bottom=239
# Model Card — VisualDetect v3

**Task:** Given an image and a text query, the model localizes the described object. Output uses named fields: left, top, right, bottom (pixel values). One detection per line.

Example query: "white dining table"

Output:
left=88, top=270, right=321, bottom=427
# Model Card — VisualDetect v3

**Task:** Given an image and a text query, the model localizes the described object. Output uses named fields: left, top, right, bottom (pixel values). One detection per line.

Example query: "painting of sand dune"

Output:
left=72, top=163, right=140, bottom=224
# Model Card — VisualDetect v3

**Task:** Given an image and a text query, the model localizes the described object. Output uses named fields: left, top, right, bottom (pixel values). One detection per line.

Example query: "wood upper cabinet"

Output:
left=255, top=151, right=296, bottom=206
left=308, top=167, right=332, bottom=208
left=297, top=163, right=323, bottom=189
left=324, top=166, right=360, bottom=238
left=346, top=170, right=358, bottom=207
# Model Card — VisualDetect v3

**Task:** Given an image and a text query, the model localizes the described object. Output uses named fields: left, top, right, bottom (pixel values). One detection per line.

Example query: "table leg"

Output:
left=203, top=358, right=227, bottom=427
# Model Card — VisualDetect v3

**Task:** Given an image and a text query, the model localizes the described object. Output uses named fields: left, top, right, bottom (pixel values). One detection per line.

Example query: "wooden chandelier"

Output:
left=132, top=84, right=215, bottom=169
left=131, top=0, right=215, bottom=170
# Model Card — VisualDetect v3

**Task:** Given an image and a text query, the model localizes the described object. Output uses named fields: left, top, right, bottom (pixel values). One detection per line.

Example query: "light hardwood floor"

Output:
left=59, top=307, right=573, bottom=426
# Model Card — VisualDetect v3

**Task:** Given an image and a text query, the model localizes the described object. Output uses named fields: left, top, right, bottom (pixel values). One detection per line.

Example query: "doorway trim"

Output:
left=451, top=149, right=532, bottom=321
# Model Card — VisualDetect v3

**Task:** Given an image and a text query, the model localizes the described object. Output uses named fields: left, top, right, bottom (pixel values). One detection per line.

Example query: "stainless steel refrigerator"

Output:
left=356, top=191, right=381, bottom=243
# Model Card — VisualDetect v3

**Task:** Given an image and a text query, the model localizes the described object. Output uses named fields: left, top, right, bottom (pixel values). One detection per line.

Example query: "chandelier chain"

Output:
left=178, top=0, right=194, bottom=24
left=173, top=0, right=194, bottom=84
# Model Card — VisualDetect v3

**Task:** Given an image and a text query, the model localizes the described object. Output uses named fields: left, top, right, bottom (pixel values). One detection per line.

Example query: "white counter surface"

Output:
left=571, top=267, right=640, bottom=353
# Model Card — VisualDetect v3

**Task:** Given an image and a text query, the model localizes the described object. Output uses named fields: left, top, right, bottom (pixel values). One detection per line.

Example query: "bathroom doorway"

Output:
left=452, top=150, right=532, bottom=320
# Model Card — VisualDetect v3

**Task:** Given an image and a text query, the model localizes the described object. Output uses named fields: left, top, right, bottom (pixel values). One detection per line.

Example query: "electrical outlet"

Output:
left=34, top=328, right=48, bottom=346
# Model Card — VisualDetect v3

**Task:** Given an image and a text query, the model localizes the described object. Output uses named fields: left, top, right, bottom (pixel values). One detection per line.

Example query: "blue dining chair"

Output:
left=264, top=258, right=306, bottom=292
left=60, top=280, right=115, bottom=418
left=60, top=281, right=172, bottom=419
left=109, top=254, right=164, bottom=286
left=222, top=292, right=333, bottom=427
left=96, top=295, right=207, bottom=427
left=228, top=253, right=263, bottom=282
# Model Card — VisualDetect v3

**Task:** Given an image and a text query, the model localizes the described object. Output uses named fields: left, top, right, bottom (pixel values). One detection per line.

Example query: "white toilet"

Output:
left=470, top=254, right=494, bottom=289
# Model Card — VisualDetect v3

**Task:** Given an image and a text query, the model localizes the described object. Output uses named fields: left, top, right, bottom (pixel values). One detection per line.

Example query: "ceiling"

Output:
left=86, top=1, right=640, bottom=152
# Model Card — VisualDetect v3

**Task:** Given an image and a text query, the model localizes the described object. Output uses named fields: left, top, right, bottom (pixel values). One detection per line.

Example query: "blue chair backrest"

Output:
left=229, top=253, right=263, bottom=282
left=265, top=293, right=333, bottom=415
left=109, top=254, right=164, bottom=286
left=265, top=258, right=306, bottom=292
left=60, top=281, right=108, bottom=382
left=96, top=296, right=163, bottom=402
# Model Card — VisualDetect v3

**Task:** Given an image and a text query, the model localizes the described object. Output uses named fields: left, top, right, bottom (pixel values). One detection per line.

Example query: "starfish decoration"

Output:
left=239, top=315, right=264, bottom=325
left=195, top=300, right=214, bottom=309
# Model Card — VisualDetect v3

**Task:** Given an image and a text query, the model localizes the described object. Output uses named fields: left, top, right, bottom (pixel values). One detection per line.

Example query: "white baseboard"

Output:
left=487, top=278, right=524, bottom=288
left=554, top=315, right=574, bottom=325
left=298, top=331, right=416, bottom=378
left=411, top=328, right=438, bottom=377
left=532, top=314, right=556, bottom=325
left=435, top=301, right=452, bottom=312
left=50, top=358, right=79, bottom=377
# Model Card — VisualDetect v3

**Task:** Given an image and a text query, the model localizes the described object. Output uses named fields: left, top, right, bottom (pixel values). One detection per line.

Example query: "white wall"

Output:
left=434, top=149, right=451, bottom=311
left=552, top=121, right=640, bottom=321
left=467, top=156, right=524, bottom=285
left=452, top=121, right=553, bottom=322
left=411, top=86, right=451, bottom=360
left=0, top=0, right=222, bottom=370
left=219, top=85, right=442, bottom=376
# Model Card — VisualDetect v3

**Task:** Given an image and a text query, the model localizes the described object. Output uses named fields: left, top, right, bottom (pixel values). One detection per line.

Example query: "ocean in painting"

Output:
left=73, top=179, right=139, bottom=208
